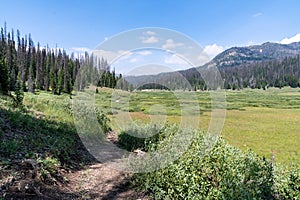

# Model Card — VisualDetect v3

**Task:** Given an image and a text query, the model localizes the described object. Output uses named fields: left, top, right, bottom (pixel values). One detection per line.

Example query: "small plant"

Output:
left=11, top=79, right=24, bottom=109
left=118, top=123, right=164, bottom=152
left=95, top=107, right=111, bottom=134
left=37, top=156, right=61, bottom=184
left=0, top=139, right=21, bottom=157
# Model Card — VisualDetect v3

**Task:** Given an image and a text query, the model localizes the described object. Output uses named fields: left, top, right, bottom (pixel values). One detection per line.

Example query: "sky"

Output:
left=1, top=0, right=300, bottom=74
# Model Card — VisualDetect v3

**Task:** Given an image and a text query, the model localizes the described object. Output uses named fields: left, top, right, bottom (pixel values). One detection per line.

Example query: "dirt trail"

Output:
left=63, top=131, right=149, bottom=200
left=65, top=162, right=146, bottom=200
left=1, top=131, right=149, bottom=200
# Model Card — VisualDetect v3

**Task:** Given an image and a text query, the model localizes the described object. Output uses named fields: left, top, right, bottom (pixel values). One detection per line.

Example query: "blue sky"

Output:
left=1, top=0, right=300, bottom=74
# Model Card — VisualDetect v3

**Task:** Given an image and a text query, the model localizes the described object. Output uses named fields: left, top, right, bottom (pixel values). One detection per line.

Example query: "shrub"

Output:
left=95, top=107, right=111, bottom=134
left=273, top=165, right=300, bottom=199
left=11, top=80, right=24, bottom=108
left=128, top=125, right=300, bottom=199
left=118, top=123, right=171, bottom=152
left=37, top=156, right=61, bottom=184
left=0, top=139, right=21, bottom=157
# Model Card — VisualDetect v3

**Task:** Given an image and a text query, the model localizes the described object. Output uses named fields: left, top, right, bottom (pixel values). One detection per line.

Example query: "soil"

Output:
left=64, top=162, right=147, bottom=200
left=62, top=131, right=149, bottom=200
left=0, top=131, right=150, bottom=200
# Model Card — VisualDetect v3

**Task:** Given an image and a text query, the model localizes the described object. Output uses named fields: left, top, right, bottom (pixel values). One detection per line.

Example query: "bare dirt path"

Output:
left=1, top=131, right=149, bottom=200
left=65, top=162, right=146, bottom=200
left=63, top=131, right=149, bottom=200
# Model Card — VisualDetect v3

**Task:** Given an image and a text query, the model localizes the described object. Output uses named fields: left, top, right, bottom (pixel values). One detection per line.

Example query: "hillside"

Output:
left=212, top=42, right=300, bottom=68
left=0, top=92, right=149, bottom=199
left=125, top=42, right=300, bottom=90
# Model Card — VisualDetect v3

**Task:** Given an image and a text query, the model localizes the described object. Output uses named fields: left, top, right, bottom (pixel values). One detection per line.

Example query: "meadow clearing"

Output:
left=21, top=87, right=300, bottom=165
left=2, top=86, right=296, bottom=199
left=93, top=87, right=300, bottom=165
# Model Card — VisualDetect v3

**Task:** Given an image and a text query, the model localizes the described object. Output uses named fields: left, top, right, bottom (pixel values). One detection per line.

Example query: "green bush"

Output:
left=95, top=107, right=111, bottom=134
left=11, top=79, right=24, bottom=109
left=128, top=125, right=300, bottom=199
left=118, top=123, right=172, bottom=152
left=273, top=165, right=300, bottom=199
left=0, top=139, right=21, bottom=157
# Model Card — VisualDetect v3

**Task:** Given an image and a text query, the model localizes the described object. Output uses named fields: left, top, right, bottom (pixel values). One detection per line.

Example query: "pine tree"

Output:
left=6, top=32, right=13, bottom=90
left=19, top=35, right=28, bottom=91
left=28, top=58, right=35, bottom=93
left=57, top=68, right=64, bottom=95
left=44, top=49, right=51, bottom=91
left=0, top=24, right=127, bottom=96
left=65, top=60, right=73, bottom=94
left=50, top=68, right=57, bottom=94
left=12, top=72, right=24, bottom=108
left=112, top=68, right=116, bottom=88
left=8, top=30, right=18, bottom=91
left=36, top=42, right=44, bottom=89
left=0, top=27, right=9, bottom=94
left=0, top=57, right=9, bottom=95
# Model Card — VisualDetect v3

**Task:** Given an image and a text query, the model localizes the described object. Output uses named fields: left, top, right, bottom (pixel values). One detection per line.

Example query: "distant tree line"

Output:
left=183, top=55, right=300, bottom=90
left=128, top=55, right=300, bottom=91
left=0, top=23, right=130, bottom=96
left=220, top=55, right=300, bottom=90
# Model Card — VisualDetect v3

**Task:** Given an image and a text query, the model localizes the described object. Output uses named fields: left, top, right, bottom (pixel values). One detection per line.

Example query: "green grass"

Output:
left=222, top=107, right=300, bottom=165
left=1, top=87, right=299, bottom=199
left=0, top=92, right=94, bottom=168
left=93, top=87, right=300, bottom=165
left=5, top=87, right=299, bottom=166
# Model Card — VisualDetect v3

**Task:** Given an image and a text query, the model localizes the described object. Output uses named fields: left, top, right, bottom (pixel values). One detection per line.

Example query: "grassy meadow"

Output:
left=2, top=86, right=298, bottom=198
left=21, top=87, right=300, bottom=165
left=94, top=87, right=300, bottom=165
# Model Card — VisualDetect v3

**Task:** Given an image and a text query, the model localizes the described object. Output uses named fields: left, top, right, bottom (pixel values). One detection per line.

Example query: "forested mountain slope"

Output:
left=126, top=42, right=300, bottom=90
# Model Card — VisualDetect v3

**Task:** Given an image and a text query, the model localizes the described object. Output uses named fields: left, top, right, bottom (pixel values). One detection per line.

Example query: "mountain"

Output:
left=125, top=41, right=300, bottom=90
left=210, top=42, right=300, bottom=68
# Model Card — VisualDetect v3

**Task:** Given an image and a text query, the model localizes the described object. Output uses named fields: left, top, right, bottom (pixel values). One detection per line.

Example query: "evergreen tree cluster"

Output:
left=181, top=55, right=300, bottom=90
left=0, top=23, right=126, bottom=96
left=220, top=55, right=300, bottom=90
left=127, top=55, right=300, bottom=91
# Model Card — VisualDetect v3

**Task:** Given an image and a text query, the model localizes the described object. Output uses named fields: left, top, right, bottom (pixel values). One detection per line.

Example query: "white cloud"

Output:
left=252, top=12, right=263, bottom=18
left=140, top=31, right=158, bottom=43
left=162, top=39, right=184, bottom=49
left=116, top=50, right=134, bottom=61
left=129, top=58, right=138, bottom=63
left=280, top=33, right=300, bottom=44
left=141, top=36, right=159, bottom=44
left=164, top=54, right=187, bottom=65
left=197, top=54, right=210, bottom=64
left=146, top=31, right=156, bottom=35
left=203, top=44, right=224, bottom=58
left=138, top=50, right=152, bottom=56
left=92, top=49, right=126, bottom=63
left=117, top=50, right=132, bottom=56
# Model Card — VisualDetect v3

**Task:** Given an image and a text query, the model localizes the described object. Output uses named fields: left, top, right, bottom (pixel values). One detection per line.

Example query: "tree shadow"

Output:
left=0, top=106, right=99, bottom=199
left=0, top=106, right=149, bottom=199
left=0, top=106, right=97, bottom=167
